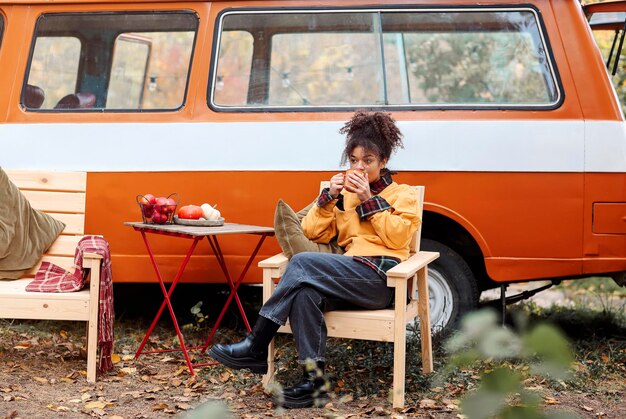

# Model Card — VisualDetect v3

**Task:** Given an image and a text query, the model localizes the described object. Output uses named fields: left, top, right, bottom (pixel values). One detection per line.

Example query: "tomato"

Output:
left=178, top=205, right=203, bottom=219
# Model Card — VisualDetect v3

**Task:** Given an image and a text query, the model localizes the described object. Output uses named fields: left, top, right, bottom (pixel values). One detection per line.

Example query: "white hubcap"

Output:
left=413, top=267, right=454, bottom=333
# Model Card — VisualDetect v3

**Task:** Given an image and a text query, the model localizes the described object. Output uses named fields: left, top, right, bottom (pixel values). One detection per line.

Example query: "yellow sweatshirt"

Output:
left=301, top=182, right=421, bottom=261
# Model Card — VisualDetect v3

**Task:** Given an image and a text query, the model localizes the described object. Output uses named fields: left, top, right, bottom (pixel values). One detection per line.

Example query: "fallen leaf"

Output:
left=176, top=403, right=191, bottom=410
left=111, top=354, right=121, bottom=364
left=33, top=377, right=48, bottom=384
left=81, top=393, right=92, bottom=401
left=84, top=400, right=107, bottom=409
left=581, top=405, right=594, bottom=412
left=544, top=397, right=560, bottom=405
left=47, top=404, right=70, bottom=412
left=60, top=330, right=69, bottom=339
left=91, top=408, right=107, bottom=416
left=120, top=367, right=136, bottom=375
left=152, top=403, right=169, bottom=411
left=420, top=399, right=438, bottom=409
left=14, top=341, right=32, bottom=350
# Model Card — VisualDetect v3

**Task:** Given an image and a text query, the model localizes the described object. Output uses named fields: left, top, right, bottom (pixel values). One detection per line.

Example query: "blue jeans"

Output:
left=259, top=252, right=393, bottom=363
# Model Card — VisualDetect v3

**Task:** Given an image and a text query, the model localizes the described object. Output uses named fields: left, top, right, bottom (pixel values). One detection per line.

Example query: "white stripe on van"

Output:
left=0, top=120, right=623, bottom=172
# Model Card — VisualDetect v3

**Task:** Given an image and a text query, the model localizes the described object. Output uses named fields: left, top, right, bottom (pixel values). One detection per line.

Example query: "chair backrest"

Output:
left=6, top=170, right=87, bottom=276
left=319, top=181, right=424, bottom=254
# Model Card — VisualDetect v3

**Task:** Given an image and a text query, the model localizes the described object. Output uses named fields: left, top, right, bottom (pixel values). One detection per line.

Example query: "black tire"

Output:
left=420, top=239, right=480, bottom=333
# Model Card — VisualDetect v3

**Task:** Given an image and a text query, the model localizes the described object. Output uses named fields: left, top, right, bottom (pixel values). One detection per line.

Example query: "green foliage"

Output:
left=445, top=309, right=578, bottom=419
left=182, top=301, right=210, bottom=333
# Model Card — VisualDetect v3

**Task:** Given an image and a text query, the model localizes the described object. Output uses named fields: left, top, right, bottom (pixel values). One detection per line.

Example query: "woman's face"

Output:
left=348, top=146, right=387, bottom=183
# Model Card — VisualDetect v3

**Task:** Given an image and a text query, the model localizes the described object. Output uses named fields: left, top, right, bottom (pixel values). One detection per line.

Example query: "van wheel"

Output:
left=418, top=239, right=479, bottom=334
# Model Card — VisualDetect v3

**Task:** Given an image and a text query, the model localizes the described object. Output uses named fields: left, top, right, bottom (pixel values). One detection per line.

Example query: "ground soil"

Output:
left=1, top=282, right=625, bottom=418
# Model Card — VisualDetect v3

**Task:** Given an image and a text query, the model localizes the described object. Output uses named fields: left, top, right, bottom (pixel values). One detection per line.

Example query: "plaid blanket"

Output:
left=26, top=236, right=114, bottom=375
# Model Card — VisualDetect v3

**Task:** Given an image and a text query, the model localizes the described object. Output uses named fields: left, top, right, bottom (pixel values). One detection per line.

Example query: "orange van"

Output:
left=1, top=0, right=625, bottom=332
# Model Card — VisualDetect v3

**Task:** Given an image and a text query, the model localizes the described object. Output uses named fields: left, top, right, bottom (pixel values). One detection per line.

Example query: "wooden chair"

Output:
left=259, top=183, right=439, bottom=408
left=0, top=170, right=103, bottom=382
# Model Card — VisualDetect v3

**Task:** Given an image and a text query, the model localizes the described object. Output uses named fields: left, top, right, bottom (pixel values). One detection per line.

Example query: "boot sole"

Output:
left=276, top=393, right=329, bottom=409
left=208, top=347, right=268, bottom=374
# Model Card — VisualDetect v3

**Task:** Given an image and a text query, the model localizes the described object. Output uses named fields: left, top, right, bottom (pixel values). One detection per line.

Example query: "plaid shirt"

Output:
left=318, top=169, right=400, bottom=278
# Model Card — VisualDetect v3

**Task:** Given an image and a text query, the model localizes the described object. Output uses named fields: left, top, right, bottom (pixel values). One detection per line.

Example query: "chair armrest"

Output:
left=82, top=252, right=103, bottom=269
left=386, top=251, right=439, bottom=287
left=258, top=253, right=289, bottom=270
left=83, top=252, right=103, bottom=260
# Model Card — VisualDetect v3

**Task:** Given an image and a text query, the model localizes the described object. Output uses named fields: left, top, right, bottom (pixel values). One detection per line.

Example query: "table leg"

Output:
left=134, top=231, right=201, bottom=374
left=201, top=233, right=269, bottom=352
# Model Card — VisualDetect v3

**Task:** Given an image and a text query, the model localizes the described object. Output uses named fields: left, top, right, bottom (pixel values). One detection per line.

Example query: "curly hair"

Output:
left=339, top=111, right=404, bottom=166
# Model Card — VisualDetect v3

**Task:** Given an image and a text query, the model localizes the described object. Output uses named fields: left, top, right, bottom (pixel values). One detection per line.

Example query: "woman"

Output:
left=209, top=111, right=420, bottom=408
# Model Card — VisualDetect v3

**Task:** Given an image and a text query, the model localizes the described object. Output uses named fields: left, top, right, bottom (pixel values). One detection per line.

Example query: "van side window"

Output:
left=0, top=14, right=4, bottom=48
left=22, top=12, right=197, bottom=112
left=213, top=31, right=253, bottom=106
left=28, top=37, right=81, bottom=109
left=211, top=8, right=560, bottom=110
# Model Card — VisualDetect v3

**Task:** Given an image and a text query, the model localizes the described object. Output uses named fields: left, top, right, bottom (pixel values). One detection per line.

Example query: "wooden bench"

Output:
left=259, top=183, right=439, bottom=408
left=0, top=170, right=103, bottom=382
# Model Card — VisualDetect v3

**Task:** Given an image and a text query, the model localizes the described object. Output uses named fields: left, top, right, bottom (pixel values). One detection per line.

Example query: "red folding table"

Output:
left=125, top=221, right=274, bottom=375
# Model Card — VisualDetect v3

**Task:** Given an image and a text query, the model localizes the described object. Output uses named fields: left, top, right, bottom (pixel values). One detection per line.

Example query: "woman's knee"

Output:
left=290, top=252, right=318, bottom=266
left=294, top=287, right=323, bottom=306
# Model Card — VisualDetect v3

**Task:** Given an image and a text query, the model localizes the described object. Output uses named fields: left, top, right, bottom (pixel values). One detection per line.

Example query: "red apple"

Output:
left=142, top=206, right=154, bottom=218
left=151, top=209, right=168, bottom=224
left=154, top=197, right=168, bottom=216
left=165, top=197, right=177, bottom=214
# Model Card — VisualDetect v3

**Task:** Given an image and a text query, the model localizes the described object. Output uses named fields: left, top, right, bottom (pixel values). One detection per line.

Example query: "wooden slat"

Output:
left=386, top=251, right=440, bottom=282
left=6, top=170, right=86, bottom=192
left=278, top=302, right=418, bottom=342
left=51, top=213, right=85, bottom=235
left=21, top=190, right=86, bottom=214
left=47, top=235, right=82, bottom=257
left=23, top=255, right=75, bottom=277
left=0, top=279, right=90, bottom=320
left=0, top=279, right=90, bottom=301
left=258, top=253, right=288, bottom=269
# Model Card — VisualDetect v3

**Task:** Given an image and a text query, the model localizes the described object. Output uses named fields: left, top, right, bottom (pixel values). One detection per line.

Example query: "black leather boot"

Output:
left=277, top=361, right=329, bottom=409
left=208, top=316, right=279, bottom=374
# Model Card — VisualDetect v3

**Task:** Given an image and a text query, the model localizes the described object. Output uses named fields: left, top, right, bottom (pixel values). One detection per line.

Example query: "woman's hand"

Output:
left=328, top=173, right=345, bottom=198
left=345, top=171, right=372, bottom=202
